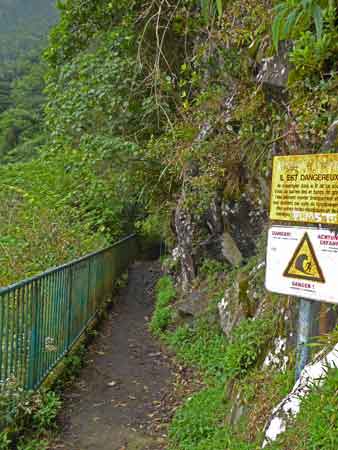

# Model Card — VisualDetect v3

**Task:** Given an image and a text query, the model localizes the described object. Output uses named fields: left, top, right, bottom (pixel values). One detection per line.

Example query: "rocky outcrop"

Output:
left=176, top=289, right=209, bottom=318
left=174, top=197, right=196, bottom=291
left=256, top=41, right=291, bottom=99
left=321, top=118, right=338, bottom=152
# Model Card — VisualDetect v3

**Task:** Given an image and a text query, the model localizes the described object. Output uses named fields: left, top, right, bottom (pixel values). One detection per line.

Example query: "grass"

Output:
left=151, top=274, right=282, bottom=449
left=150, top=275, right=176, bottom=336
left=165, top=315, right=274, bottom=383
left=152, top=272, right=338, bottom=450
left=168, top=385, right=227, bottom=450
left=267, top=368, right=338, bottom=450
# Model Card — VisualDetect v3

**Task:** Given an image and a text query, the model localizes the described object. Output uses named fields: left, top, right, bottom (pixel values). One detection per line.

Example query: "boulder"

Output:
left=256, top=41, right=291, bottom=100
left=256, top=54, right=289, bottom=89
left=221, top=232, right=242, bottom=265
left=218, top=271, right=252, bottom=338
left=176, top=290, right=208, bottom=318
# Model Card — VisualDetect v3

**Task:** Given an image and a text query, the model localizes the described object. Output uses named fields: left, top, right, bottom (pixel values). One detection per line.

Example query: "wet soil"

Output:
left=53, top=261, right=174, bottom=450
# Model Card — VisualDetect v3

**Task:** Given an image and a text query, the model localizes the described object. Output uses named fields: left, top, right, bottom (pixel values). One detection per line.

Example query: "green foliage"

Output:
left=199, top=0, right=224, bottom=22
left=0, top=155, right=109, bottom=286
left=169, top=385, right=226, bottom=449
left=150, top=276, right=176, bottom=336
left=31, top=392, right=61, bottom=432
left=156, top=276, right=177, bottom=307
left=0, top=47, right=51, bottom=162
left=223, top=318, right=274, bottom=379
left=168, top=384, right=257, bottom=450
left=0, top=379, right=61, bottom=449
left=267, top=368, right=338, bottom=449
left=199, top=258, right=228, bottom=287
left=17, top=439, right=49, bottom=450
left=166, top=316, right=274, bottom=382
left=188, top=428, right=256, bottom=450
left=151, top=307, right=174, bottom=337
left=272, top=0, right=328, bottom=50
left=289, top=4, right=338, bottom=79
left=163, top=302, right=279, bottom=448
left=45, top=0, right=133, bottom=67
left=166, top=320, right=228, bottom=381
left=0, top=432, right=11, bottom=450
left=45, top=29, right=159, bottom=145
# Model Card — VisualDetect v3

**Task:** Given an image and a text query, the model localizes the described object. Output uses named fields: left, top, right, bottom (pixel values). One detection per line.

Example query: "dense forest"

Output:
left=0, top=1, right=338, bottom=449
left=0, top=0, right=57, bottom=62
left=0, top=0, right=57, bottom=163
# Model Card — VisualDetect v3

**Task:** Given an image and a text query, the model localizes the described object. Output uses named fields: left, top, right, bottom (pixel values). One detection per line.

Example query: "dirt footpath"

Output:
left=53, top=261, right=173, bottom=450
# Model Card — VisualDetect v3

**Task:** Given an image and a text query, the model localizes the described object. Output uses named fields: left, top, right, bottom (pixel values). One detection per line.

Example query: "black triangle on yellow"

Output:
left=283, top=233, right=325, bottom=283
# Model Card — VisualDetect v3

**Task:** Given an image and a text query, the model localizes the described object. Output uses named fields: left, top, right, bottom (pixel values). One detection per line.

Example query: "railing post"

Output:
left=67, top=266, right=73, bottom=349
left=28, top=281, right=39, bottom=390
left=87, top=259, right=91, bottom=320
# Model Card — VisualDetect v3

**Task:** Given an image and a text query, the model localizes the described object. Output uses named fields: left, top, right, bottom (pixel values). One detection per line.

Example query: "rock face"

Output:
left=321, top=119, right=338, bottom=152
left=172, top=131, right=266, bottom=292
left=221, top=232, right=242, bottom=265
left=173, top=190, right=265, bottom=291
left=256, top=41, right=291, bottom=93
left=174, top=199, right=196, bottom=291
left=257, top=53, right=289, bottom=89
left=218, top=274, right=247, bottom=338
left=176, top=290, right=209, bottom=318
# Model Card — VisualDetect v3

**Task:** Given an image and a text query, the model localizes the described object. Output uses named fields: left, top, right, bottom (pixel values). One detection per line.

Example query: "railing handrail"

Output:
left=0, top=233, right=139, bottom=393
left=0, top=233, right=136, bottom=295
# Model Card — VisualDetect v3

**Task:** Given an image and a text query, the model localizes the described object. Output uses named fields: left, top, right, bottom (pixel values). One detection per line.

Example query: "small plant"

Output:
left=0, top=432, right=11, bottom=450
left=57, top=344, right=87, bottom=384
left=268, top=368, right=338, bottom=449
left=150, top=306, right=173, bottom=336
left=199, top=0, right=223, bottom=22
left=224, top=318, right=274, bottom=379
left=17, top=439, right=49, bottom=450
left=150, top=275, right=176, bottom=336
left=32, top=391, right=61, bottom=432
left=199, top=258, right=227, bottom=286
left=0, top=378, right=61, bottom=449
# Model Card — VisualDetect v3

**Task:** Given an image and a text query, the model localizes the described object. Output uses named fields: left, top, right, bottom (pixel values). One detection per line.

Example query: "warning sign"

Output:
left=270, top=154, right=338, bottom=225
left=283, top=233, right=325, bottom=283
left=265, top=226, right=338, bottom=304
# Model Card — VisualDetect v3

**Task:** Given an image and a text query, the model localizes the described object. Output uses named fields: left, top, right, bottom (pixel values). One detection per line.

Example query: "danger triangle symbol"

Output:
left=283, top=233, right=325, bottom=283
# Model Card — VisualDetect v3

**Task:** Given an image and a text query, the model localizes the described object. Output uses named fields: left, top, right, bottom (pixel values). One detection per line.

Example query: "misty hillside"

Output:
left=0, top=0, right=57, bottom=62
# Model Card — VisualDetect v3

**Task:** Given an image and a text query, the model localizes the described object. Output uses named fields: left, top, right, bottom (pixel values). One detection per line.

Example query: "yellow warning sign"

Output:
left=270, top=154, right=338, bottom=225
left=283, top=233, right=325, bottom=283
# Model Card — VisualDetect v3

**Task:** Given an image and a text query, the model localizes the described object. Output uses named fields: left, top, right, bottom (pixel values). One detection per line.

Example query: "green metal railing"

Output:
left=0, top=234, right=138, bottom=391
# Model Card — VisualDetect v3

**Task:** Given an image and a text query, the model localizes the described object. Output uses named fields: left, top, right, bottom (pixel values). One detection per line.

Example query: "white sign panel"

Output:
left=266, top=226, right=338, bottom=304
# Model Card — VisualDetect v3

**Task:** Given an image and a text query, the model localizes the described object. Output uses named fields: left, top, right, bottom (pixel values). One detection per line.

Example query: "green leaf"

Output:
left=313, top=4, right=323, bottom=40
left=200, top=0, right=209, bottom=20
left=282, top=9, right=298, bottom=39
left=216, top=0, right=223, bottom=18
left=272, top=12, right=285, bottom=52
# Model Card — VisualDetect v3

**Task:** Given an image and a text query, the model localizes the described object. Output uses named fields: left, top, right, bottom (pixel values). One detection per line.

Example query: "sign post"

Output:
left=295, top=298, right=315, bottom=380
left=266, top=154, right=338, bottom=379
